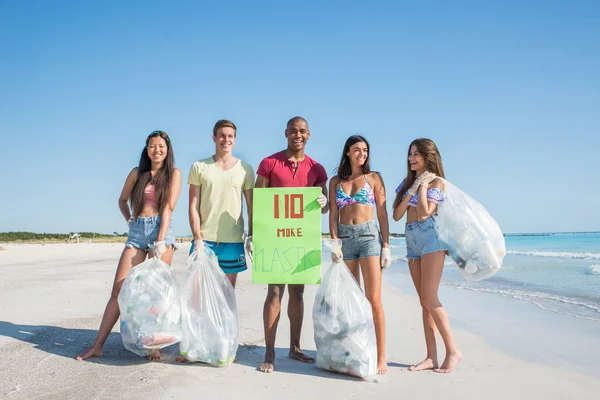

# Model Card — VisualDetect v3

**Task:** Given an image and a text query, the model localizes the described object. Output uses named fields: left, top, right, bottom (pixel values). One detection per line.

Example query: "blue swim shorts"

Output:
left=190, top=241, right=247, bottom=275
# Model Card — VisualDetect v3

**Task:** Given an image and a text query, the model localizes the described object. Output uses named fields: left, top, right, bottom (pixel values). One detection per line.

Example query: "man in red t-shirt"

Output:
left=252, top=116, right=329, bottom=373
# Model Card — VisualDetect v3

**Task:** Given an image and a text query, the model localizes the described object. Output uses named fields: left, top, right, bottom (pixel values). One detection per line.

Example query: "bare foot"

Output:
left=289, top=349, right=315, bottom=363
left=434, top=352, right=462, bottom=373
left=259, top=355, right=275, bottom=373
left=176, top=355, right=186, bottom=363
left=408, top=358, right=438, bottom=371
left=377, top=359, right=388, bottom=375
left=76, top=346, right=103, bottom=361
left=147, top=350, right=161, bottom=361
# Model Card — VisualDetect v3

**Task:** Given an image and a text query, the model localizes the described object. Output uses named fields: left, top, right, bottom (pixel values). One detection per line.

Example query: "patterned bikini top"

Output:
left=396, top=180, right=444, bottom=207
left=336, top=175, right=376, bottom=209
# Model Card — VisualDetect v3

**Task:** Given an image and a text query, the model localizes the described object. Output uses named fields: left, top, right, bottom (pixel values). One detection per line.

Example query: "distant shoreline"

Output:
left=503, top=231, right=600, bottom=237
left=1, top=231, right=598, bottom=244
left=0, top=237, right=190, bottom=245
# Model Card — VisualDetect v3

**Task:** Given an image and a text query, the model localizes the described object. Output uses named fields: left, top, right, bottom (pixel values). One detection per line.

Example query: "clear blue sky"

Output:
left=1, top=0, right=599, bottom=236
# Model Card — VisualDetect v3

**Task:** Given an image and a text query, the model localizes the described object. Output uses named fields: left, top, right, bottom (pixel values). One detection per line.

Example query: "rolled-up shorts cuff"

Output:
left=405, top=216, right=446, bottom=260
left=124, top=216, right=176, bottom=251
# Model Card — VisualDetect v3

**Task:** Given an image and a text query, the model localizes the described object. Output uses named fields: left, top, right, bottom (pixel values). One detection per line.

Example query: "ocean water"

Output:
left=385, top=233, right=600, bottom=322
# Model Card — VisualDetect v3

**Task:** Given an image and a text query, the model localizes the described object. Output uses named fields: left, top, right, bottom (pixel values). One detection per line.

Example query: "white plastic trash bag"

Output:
left=118, top=257, right=183, bottom=356
left=313, top=239, right=377, bottom=380
left=435, top=178, right=506, bottom=281
left=179, top=249, right=238, bottom=367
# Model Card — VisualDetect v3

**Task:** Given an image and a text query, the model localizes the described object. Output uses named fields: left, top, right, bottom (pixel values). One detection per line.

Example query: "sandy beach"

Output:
left=1, top=242, right=599, bottom=400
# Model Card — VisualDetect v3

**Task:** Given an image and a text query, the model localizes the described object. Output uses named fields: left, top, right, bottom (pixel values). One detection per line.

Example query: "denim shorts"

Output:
left=189, top=241, right=247, bottom=275
left=405, top=216, right=447, bottom=260
left=125, top=216, right=176, bottom=251
left=338, top=220, right=381, bottom=261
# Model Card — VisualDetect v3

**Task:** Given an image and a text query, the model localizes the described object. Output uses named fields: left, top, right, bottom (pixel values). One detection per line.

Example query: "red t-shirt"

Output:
left=256, top=151, right=328, bottom=188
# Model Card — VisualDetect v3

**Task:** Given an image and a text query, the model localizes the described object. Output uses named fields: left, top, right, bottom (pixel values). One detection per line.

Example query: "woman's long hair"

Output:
left=130, top=130, right=174, bottom=217
left=335, top=135, right=371, bottom=180
left=393, top=138, right=445, bottom=208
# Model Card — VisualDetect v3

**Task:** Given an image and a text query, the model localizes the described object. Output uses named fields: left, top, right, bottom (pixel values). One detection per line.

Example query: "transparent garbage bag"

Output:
left=179, top=249, right=238, bottom=367
left=313, top=239, right=377, bottom=380
left=435, top=178, right=506, bottom=281
left=118, top=257, right=183, bottom=356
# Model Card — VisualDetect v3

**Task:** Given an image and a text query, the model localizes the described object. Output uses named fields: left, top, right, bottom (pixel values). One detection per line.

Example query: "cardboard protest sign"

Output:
left=252, top=187, right=322, bottom=284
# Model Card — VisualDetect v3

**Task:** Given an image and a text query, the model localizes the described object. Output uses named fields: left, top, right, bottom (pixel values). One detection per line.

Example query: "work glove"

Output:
left=331, top=241, right=343, bottom=263
left=317, top=193, right=328, bottom=208
left=192, top=239, right=204, bottom=255
left=244, top=236, right=253, bottom=262
left=380, top=247, right=392, bottom=270
left=152, top=241, right=166, bottom=260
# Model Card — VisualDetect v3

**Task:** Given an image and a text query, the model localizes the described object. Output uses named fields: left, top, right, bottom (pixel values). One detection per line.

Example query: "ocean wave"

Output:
left=391, top=256, right=457, bottom=266
left=588, top=265, right=600, bottom=275
left=447, top=285, right=600, bottom=322
left=507, top=250, right=600, bottom=260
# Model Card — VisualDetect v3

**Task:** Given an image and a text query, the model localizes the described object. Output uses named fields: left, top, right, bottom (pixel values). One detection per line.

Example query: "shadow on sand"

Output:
left=0, top=320, right=179, bottom=366
left=1, top=321, right=409, bottom=376
left=233, top=343, right=370, bottom=381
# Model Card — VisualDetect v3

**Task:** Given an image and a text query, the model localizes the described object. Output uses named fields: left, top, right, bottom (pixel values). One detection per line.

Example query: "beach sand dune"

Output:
left=1, top=243, right=599, bottom=399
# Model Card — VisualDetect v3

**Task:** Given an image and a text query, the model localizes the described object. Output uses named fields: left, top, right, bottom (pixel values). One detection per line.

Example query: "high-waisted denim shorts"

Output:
left=125, top=216, right=176, bottom=252
left=338, top=220, right=381, bottom=261
left=405, top=216, right=447, bottom=260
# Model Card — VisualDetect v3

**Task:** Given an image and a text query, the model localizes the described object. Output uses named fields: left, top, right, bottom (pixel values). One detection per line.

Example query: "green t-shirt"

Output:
left=188, top=157, right=255, bottom=243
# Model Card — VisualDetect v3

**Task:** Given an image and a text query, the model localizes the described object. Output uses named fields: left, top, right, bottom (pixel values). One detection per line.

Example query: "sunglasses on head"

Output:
left=147, top=130, right=170, bottom=143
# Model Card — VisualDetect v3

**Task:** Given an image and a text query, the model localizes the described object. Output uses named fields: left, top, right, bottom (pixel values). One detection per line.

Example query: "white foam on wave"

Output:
left=508, top=250, right=600, bottom=260
left=390, top=256, right=457, bottom=266
left=392, top=255, right=406, bottom=263
left=448, top=285, right=600, bottom=322
left=588, top=265, right=600, bottom=275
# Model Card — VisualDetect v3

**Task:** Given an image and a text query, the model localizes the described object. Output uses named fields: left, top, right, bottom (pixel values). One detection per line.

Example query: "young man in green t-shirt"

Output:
left=188, top=120, right=255, bottom=288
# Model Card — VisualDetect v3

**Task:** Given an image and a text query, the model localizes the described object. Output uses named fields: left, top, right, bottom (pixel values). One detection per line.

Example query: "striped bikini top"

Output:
left=336, top=175, right=376, bottom=209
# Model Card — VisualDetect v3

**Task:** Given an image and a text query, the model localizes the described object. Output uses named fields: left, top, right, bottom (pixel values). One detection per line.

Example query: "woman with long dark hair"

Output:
left=328, top=135, right=391, bottom=375
left=77, top=130, right=182, bottom=361
left=392, top=138, right=462, bottom=373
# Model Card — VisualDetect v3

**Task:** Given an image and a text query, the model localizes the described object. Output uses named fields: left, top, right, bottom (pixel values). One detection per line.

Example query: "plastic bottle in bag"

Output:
left=179, top=250, right=239, bottom=367
left=117, top=257, right=183, bottom=356
left=435, top=178, right=506, bottom=281
left=313, top=239, right=377, bottom=381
